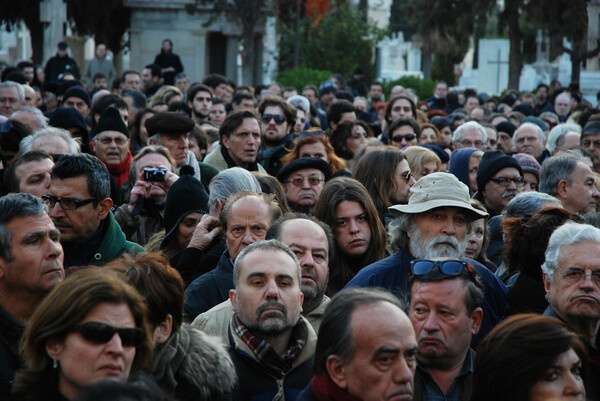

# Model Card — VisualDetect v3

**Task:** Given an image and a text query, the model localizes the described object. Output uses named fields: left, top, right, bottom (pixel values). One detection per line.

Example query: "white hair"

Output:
left=545, top=123, right=582, bottom=154
left=452, top=121, right=487, bottom=144
left=11, top=106, right=48, bottom=132
left=541, top=222, right=600, bottom=283
left=18, top=127, right=80, bottom=158
left=513, top=122, right=545, bottom=148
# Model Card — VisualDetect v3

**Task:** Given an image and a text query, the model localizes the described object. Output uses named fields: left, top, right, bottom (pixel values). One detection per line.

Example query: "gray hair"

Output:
left=0, top=81, right=24, bottom=103
left=233, top=239, right=300, bottom=288
left=505, top=191, right=563, bottom=218
left=18, top=127, right=80, bottom=158
left=546, top=123, right=582, bottom=154
left=452, top=121, right=487, bottom=144
left=539, top=151, right=586, bottom=196
left=542, top=222, right=600, bottom=283
left=0, top=194, right=48, bottom=262
left=11, top=107, right=48, bottom=132
left=513, top=122, right=546, bottom=149
left=208, top=167, right=261, bottom=214
left=388, top=213, right=417, bottom=252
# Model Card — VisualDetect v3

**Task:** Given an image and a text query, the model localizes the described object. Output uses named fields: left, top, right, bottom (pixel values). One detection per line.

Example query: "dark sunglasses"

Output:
left=297, top=130, right=325, bottom=139
left=400, top=170, right=413, bottom=183
left=410, top=259, right=474, bottom=277
left=72, top=322, right=144, bottom=347
left=262, top=114, right=286, bottom=125
left=391, top=133, right=416, bottom=143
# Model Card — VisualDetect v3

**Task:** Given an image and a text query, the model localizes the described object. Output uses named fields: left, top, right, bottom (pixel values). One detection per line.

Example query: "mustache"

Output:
left=301, top=268, right=318, bottom=282
left=430, top=235, right=460, bottom=249
left=502, top=190, right=518, bottom=199
left=570, top=292, right=600, bottom=303
left=256, top=301, right=287, bottom=318
left=51, top=217, right=71, bottom=227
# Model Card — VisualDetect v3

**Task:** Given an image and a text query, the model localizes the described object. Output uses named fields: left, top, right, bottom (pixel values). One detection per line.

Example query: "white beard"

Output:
left=409, top=230, right=467, bottom=259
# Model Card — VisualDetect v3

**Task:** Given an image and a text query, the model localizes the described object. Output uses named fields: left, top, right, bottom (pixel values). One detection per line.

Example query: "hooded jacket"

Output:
left=152, top=324, right=236, bottom=401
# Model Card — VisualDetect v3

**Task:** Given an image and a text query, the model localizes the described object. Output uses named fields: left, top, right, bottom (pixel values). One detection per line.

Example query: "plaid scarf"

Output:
left=232, top=312, right=308, bottom=377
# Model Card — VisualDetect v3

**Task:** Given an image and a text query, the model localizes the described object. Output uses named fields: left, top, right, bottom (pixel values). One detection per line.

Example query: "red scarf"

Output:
left=311, top=372, right=363, bottom=401
left=102, top=151, right=133, bottom=187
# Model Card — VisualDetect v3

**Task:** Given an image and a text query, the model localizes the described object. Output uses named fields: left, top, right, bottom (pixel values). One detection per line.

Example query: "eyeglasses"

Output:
left=72, top=322, right=144, bottom=347
left=489, top=177, right=525, bottom=187
left=97, top=136, right=128, bottom=146
left=286, top=176, right=324, bottom=187
left=42, top=194, right=97, bottom=210
left=262, top=114, right=286, bottom=125
left=410, top=259, right=475, bottom=278
left=391, top=133, right=416, bottom=143
left=297, top=130, right=325, bottom=139
left=400, top=170, right=413, bottom=183
left=559, top=268, right=600, bottom=286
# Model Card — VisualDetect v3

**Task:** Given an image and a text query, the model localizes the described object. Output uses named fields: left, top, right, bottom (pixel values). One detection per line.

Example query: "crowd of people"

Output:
left=0, top=38, right=599, bottom=401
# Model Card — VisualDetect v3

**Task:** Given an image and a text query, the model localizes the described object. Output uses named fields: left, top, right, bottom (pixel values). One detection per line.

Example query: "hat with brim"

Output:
left=389, top=172, right=488, bottom=220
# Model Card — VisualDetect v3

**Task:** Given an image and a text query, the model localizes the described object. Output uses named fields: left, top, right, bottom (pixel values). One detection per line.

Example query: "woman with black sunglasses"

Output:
left=12, top=269, right=153, bottom=401
left=106, top=252, right=236, bottom=401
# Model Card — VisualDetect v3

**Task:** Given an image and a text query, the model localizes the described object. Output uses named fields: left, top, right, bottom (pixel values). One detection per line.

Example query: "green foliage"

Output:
left=381, top=76, right=436, bottom=100
left=431, top=55, right=457, bottom=86
left=278, top=2, right=386, bottom=82
left=65, top=0, right=130, bottom=54
left=276, top=67, right=334, bottom=90
left=389, top=0, right=416, bottom=38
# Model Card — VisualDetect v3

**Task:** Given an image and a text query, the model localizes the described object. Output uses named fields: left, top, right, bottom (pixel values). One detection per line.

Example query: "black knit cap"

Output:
left=62, top=85, right=90, bottom=107
left=476, top=150, right=523, bottom=193
left=145, top=112, right=195, bottom=138
left=92, top=106, right=129, bottom=138
left=49, top=107, right=88, bottom=134
left=277, top=157, right=331, bottom=183
left=161, top=165, right=209, bottom=248
left=495, top=121, right=517, bottom=138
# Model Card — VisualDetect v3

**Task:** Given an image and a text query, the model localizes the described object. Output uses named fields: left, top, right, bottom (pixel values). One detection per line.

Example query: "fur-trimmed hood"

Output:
left=153, top=323, right=236, bottom=401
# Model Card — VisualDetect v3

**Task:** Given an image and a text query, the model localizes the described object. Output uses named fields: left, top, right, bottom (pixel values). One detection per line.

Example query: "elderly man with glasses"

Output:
left=345, top=172, right=508, bottom=346
left=473, top=151, right=525, bottom=217
left=542, top=222, right=600, bottom=398
left=278, top=158, right=330, bottom=215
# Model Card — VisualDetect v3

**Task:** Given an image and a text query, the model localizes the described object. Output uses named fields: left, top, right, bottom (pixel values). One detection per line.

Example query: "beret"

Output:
left=145, top=112, right=195, bottom=137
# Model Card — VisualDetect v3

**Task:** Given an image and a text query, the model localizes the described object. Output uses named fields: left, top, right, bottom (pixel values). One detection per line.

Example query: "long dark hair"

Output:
left=313, top=177, right=387, bottom=294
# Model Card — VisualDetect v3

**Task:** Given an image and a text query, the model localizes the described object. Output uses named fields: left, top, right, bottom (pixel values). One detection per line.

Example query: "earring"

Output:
left=52, top=358, right=58, bottom=369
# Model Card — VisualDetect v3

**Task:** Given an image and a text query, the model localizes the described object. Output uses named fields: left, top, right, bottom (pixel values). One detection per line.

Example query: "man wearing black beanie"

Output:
left=90, top=107, right=132, bottom=188
left=474, top=150, right=524, bottom=216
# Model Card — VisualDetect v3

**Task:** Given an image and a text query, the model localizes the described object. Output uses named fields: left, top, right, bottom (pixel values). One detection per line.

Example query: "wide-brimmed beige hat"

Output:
left=389, top=172, right=488, bottom=219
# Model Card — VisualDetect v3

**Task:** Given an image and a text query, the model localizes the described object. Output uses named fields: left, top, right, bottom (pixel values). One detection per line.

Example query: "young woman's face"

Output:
left=333, top=201, right=372, bottom=257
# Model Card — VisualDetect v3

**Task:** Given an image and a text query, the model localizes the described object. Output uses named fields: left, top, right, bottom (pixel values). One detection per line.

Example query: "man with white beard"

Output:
left=344, top=172, right=508, bottom=345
